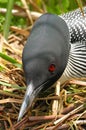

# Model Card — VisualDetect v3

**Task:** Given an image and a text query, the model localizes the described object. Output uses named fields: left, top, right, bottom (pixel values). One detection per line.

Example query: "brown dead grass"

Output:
left=0, top=1, right=86, bottom=130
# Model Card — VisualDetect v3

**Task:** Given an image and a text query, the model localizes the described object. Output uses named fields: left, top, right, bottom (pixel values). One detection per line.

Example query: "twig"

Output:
left=32, top=122, right=53, bottom=130
left=0, top=98, right=22, bottom=104
left=61, top=103, right=75, bottom=114
left=3, top=37, right=22, bottom=56
left=28, top=0, right=43, bottom=13
left=75, top=120, right=86, bottom=125
left=52, top=82, right=60, bottom=115
left=28, top=115, right=56, bottom=121
left=0, top=90, right=23, bottom=99
left=75, top=0, right=84, bottom=16
left=52, top=104, right=85, bottom=130
left=46, top=124, right=69, bottom=130
left=69, top=79, right=86, bottom=86
left=36, top=95, right=60, bottom=101
left=10, top=26, right=29, bottom=37
left=0, top=8, right=42, bottom=19
left=21, top=0, right=33, bottom=24
left=14, top=116, right=41, bottom=129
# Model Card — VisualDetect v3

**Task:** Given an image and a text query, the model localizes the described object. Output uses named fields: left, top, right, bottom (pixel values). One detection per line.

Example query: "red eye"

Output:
left=48, top=64, right=56, bottom=72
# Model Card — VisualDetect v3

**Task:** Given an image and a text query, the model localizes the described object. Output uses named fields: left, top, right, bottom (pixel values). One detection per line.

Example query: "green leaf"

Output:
left=0, top=81, right=26, bottom=90
left=56, top=5, right=64, bottom=14
left=69, top=0, right=78, bottom=10
left=0, top=0, right=8, bottom=3
left=0, top=52, right=22, bottom=68
left=3, top=0, right=15, bottom=39
left=0, top=65, right=5, bottom=71
left=62, top=0, right=69, bottom=8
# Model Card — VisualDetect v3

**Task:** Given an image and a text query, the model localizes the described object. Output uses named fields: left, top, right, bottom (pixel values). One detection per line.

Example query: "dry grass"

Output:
left=0, top=1, right=86, bottom=130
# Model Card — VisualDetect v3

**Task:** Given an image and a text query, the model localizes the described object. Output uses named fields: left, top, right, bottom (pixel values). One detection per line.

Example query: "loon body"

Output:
left=59, top=7, right=86, bottom=83
left=18, top=7, right=86, bottom=121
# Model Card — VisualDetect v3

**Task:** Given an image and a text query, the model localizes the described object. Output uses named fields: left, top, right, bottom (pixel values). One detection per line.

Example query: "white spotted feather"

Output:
left=59, top=7, right=86, bottom=83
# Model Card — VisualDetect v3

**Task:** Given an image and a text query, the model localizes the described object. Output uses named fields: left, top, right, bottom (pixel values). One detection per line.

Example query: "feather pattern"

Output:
left=59, top=7, right=86, bottom=83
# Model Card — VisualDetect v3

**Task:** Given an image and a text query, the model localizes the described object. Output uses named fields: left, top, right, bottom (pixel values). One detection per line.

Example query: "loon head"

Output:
left=18, top=13, right=70, bottom=121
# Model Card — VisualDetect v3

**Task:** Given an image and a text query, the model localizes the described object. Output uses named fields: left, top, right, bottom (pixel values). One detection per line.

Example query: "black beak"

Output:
left=18, top=81, right=43, bottom=121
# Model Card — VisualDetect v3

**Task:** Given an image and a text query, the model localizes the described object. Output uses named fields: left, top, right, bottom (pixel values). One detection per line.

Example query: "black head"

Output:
left=18, top=13, right=70, bottom=120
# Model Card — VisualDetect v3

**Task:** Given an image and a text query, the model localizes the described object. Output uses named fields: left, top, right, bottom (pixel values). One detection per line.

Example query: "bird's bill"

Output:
left=18, top=81, right=43, bottom=121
